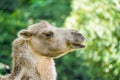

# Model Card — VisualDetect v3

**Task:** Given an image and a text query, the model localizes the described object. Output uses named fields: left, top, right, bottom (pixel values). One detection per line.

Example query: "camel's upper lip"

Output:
left=72, top=42, right=86, bottom=48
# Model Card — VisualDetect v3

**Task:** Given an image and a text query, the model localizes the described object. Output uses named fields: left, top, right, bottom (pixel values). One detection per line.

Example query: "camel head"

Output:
left=18, top=21, right=86, bottom=58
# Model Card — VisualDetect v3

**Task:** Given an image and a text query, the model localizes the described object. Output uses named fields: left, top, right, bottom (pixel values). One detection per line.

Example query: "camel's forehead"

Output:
left=45, top=27, right=73, bottom=34
left=43, top=27, right=71, bottom=32
left=40, top=26, right=57, bottom=32
left=28, top=22, right=72, bottom=34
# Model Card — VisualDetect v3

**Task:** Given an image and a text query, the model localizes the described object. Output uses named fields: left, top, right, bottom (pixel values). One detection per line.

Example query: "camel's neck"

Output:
left=11, top=38, right=56, bottom=80
left=35, top=57, right=57, bottom=80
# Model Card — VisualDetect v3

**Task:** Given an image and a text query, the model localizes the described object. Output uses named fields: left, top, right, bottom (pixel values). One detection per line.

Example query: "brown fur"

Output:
left=0, top=20, right=86, bottom=80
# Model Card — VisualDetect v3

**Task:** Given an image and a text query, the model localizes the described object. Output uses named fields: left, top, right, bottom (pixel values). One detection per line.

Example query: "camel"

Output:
left=0, top=20, right=86, bottom=80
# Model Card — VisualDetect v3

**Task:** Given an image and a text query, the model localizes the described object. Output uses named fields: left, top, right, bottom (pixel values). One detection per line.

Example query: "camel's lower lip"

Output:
left=72, top=43, right=86, bottom=48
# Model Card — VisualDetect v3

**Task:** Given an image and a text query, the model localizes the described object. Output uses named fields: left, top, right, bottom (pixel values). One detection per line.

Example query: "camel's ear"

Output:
left=18, top=30, right=33, bottom=40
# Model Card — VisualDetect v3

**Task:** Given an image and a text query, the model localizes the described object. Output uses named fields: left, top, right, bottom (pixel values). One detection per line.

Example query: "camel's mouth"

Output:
left=72, top=42, right=86, bottom=48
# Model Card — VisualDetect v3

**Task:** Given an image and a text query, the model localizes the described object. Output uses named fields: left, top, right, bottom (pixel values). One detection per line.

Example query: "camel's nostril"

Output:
left=76, top=33, right=86, bottom=41
left=78, top=33, right=82, bottom=36
left=71, top=31, right=86, bottom=41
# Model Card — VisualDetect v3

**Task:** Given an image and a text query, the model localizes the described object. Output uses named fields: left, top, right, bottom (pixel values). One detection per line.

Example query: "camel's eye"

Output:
left=44, top=32, right=54, bottom=38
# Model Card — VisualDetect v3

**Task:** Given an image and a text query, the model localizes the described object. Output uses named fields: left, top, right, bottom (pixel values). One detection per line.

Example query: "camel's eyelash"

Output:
left=43, top=31, right=54, bottom=38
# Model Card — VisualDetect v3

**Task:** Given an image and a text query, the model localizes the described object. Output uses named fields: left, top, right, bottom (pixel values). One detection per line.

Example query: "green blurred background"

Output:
left=0, top=0, right=120, bottom=80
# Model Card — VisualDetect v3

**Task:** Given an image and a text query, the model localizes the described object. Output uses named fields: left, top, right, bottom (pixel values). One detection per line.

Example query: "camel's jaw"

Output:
left=72, top=42, right=86, bottom=48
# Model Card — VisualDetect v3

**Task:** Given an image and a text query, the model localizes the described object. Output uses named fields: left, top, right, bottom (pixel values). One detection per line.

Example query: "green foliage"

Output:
left=58, top=0, right=120, bottom=80
left=28, top=0, right=71, bottom=26
left=0, top=11, right=27, bottom=66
